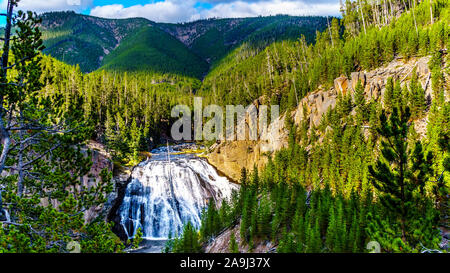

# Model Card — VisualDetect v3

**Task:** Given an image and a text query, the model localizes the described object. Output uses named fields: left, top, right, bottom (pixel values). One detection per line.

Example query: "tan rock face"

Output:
left=334, top=76, right=349, bottom=95
left=208, top=118, right=289, bottom=182
left=208, top=56, right=442, bottom=181
left=351, top=72, right=366, bottom=91
left=83, top=141, right=114, bottom=223
left=295, top=89, right=338, bottom=128
left=208, top=100, right=289, bottom=181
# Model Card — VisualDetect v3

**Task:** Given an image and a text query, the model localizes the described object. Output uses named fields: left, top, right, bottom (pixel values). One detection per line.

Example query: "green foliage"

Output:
left=39, top=12, right=328, bottom=76
left=199, top=0, right=449, bottom=115
left=408, top=68, right=426, bottom=118
left=0, top=5, right=122, bottom=253
left=100, top=26, right=209, bottom=78
left=38, top=56, right=200, bottom=162
left=169, top=222, right=203, bottom=253
left=229, top=232, right=239, bottom=253
left=39, top=11, right=151, bottom=73
left=144, top=0, right=450, bottom=254
left=368, top=107, right=440, bottom=251
left=2, top=0, right=448, bottom=255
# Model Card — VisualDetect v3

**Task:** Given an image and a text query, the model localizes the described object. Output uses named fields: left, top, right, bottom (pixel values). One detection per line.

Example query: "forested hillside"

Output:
left=99, top=26, right=209, bottom=78
left=26, top=13, right=330, bottom=165
left=40, top=56, right=201, bottom=164
left=37, top=12, right=328, bottom=75
left=199, top=0, right=449, bottom=113
left=160, top=15, right=328, bottom=64
left=39, top=11, right=153, bottom=73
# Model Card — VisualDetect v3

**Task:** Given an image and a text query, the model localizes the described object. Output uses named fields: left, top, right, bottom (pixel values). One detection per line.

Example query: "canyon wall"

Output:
left=208, top=56, right=446, bottom=182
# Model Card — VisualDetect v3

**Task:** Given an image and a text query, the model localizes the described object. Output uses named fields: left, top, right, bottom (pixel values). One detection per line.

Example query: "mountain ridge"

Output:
left=37, top=11, right=329, bottom=76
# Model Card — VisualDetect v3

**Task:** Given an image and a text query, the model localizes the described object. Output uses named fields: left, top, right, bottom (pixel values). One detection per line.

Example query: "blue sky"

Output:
left=1, top=0, right=341, bottom=25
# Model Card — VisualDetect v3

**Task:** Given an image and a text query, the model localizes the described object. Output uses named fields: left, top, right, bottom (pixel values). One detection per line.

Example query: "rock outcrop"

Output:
left=208, top=56, right=447, bottom=181
left=208, top=107, right=289, bottom=181
left=36, top=141, right=116, bottom=223
left=81, top=141, right=115, bottom=223
left=204, top=219, right=276, bottom=253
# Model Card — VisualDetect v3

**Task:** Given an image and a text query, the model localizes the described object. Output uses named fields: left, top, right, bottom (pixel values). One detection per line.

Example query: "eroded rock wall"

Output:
left=208, top=56, right=447, bottom=181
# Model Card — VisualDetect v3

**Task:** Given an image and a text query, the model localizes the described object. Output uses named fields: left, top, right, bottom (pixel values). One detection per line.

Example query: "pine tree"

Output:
left=368, top=107, right=439, bottom=250
left=257, top=194, right=272, bottom=239
left=105, top=109, right=116, bottom=149
left=354, top=80, right=366, bottom=121
left=384, top=77, right=395, bottom=111
left=325, top=206, right=337, bottom=252
left=408, top=68, right=426, bottom=118
left=288, top=84, right=297, bottom=110
left=331, top=18, right=341, bottom=47
left=306, top=219, right=322, bottom=253
left=174, top=222, right=202, bottom=253
left=251, top=165, right=259, bottom=189
left=129, top=119, right=142, bottom=160
left=0, top=1, right=121, bottom=253
left=229, top=232, right=239, bottom=253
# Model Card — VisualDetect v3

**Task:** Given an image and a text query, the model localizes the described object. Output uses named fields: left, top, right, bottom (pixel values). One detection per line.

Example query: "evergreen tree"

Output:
left=129, top=119, right=142, bottom=161
left=354, top=80, right=366, bottom=121
left=408, top=68, right=426, bottom=118
left=172, top=222, right=202, bottom=253
left=368, top=107, right=439, bottom=251
left=384, top=77, right=395, bottom=111
left=229, top=232, right=239, bottom=253
left=0, top=1, right=122, bottom=253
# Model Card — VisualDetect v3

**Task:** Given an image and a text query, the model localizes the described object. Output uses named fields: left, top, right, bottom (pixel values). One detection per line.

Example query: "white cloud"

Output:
left=201, top=0, right=341, bottom=19
left=1, top=0, right=93, bottom=13
left=90, top=0, right=200, bottom=23
left=90, top=0, right=340, bottom=23
left=1, top=0, right=340, bottom=23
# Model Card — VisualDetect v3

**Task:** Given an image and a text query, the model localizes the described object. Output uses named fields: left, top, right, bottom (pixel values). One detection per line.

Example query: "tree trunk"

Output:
left=412, top=0, right=418, bottom=34
left=430, top=0, right=434, bottom=24
left=327, top=16, right=334, bottom=47
left=358, top=0, right=367, bottom=34
left=17, top=118, right=25, bottom=197
left=1, top=0, right=14, bottom=77
left=0, top=0, right=15, bottom=175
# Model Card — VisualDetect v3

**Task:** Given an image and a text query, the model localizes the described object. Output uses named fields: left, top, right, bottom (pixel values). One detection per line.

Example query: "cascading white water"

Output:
left=119, top=145, right=238, bottom=240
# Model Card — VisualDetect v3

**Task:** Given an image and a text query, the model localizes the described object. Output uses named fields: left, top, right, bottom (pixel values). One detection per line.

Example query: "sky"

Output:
left=0, top=0, right=341, bottom=24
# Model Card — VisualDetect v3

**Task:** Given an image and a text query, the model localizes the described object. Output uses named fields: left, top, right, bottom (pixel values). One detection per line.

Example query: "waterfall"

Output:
left=118, top=146, right=238, bottom=240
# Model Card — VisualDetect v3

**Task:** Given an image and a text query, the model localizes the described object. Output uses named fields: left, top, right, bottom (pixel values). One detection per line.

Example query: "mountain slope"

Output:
left=38, top=12, right=329, bottom=76
left=99, top=26, right=209, bottom=78
left=39, top=11, right=153, bottom=72
left=160, top=15, right=328, bottom=64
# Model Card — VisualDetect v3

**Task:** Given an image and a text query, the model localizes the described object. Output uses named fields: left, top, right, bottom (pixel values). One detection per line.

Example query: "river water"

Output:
left=118, top=144, right=238, bottom=252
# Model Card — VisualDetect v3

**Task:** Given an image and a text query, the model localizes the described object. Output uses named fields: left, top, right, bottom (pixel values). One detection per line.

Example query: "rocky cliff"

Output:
left=207, top=55, right=447, bottom=181
left=81, top=141, right=116, bottom=223
left=204, top=219, right=276, bottom=253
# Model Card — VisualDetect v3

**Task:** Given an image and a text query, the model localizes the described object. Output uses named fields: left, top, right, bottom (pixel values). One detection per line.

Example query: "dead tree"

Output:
left=358, top=0, right=367, bottom=34
left=430, top=0, right=434, bottom=24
